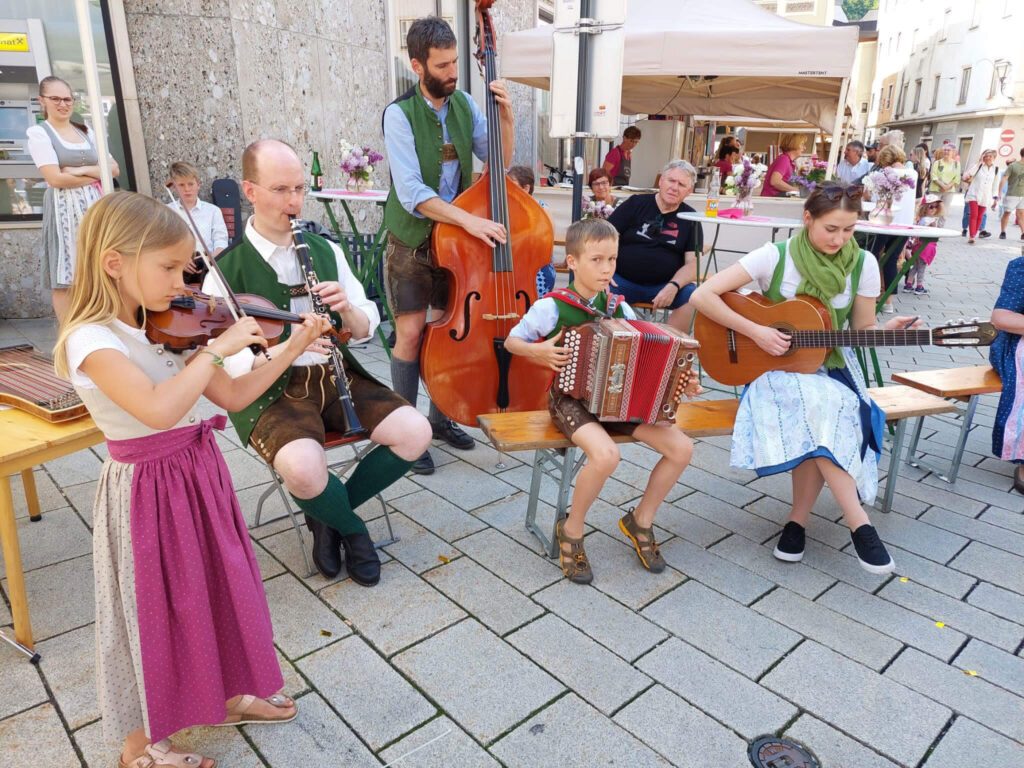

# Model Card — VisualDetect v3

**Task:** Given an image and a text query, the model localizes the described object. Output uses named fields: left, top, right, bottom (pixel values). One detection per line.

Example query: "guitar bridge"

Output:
left=727, top=329, right=738, bottom=365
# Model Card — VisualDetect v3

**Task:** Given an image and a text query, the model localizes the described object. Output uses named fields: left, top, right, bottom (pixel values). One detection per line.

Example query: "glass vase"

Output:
left=346, top=175, right=370, bottom=193
left=737, top=186, right=754, bottom=214
left=868, top=195, right=894, bottom=225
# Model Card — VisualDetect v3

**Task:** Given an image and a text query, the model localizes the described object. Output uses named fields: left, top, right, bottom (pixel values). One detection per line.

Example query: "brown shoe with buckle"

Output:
left=618, top=509, right=666, bottom=573
left=556, top=519, right=593, bottom=584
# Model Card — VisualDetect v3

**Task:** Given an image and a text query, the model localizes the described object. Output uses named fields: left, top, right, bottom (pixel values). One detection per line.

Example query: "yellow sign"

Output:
left=0, top=32, right=30, bottom=52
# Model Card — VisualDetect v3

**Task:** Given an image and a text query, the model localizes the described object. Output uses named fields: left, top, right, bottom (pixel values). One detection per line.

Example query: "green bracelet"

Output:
left=199, top=348, right=224, bottom=367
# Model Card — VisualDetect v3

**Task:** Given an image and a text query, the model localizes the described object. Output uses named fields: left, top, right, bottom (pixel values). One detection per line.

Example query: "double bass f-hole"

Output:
left=450, top=291, right=481, bottom=342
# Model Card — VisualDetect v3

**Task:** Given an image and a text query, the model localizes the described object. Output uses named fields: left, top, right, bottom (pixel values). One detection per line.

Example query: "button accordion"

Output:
left=555, top=319, right=700, bottom=423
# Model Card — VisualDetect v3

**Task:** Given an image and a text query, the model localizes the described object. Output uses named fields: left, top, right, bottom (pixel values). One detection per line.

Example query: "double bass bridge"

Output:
left=482, top=312, right=521, bottom=321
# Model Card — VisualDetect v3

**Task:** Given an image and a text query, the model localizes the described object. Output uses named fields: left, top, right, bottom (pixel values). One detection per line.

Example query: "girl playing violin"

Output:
left=53, top=192, right=327, bottom=768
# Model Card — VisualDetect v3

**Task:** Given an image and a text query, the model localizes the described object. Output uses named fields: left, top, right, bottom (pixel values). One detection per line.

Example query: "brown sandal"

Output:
left=556, top=519, right=594, bottom=584
left=214, top=693, right=297, bottom=727
left=118, top=740, right=216, bottom=768
left=619, top=510, right=666, bottom=573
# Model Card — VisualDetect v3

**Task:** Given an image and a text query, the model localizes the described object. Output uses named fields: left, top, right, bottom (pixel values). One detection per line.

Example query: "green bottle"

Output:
left=310, top=150, right=323, bottom=192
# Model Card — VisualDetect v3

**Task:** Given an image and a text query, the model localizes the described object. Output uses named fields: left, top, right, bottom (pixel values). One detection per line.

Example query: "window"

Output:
left=911, top=28, right=918, bottom=51
left=931, top=75, right=941, bottom=109
left=754, top=1, right=779, bottom=11
left=912, top=79, right=923, bottom=112
left=970, top=0, right=983, bottom=27
left=958, top=67, right=972, bottom=104
left=870, top=93, right=876, bottom=114
left=896, top=32, right=902, bottom=52
left=989, top=67, right=999, bottom=99
left=861, top=101, right=869, bottom=114
left=1005, top=0, right=1014, bottom=16
left=886, top=84, right=894, bottom=109
left=897, top=82, right=909, bottom=116
left=940, top=8, right=951, bottom=40
left=387, top=1, right=466, bottom=98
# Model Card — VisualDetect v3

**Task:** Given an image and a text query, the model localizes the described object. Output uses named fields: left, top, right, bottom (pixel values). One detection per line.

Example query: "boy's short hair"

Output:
left=565, top=218, right=618, bottom=257
left=507, top=165, right=535, bottom=194
left=169, top=161, right=201, bottom=181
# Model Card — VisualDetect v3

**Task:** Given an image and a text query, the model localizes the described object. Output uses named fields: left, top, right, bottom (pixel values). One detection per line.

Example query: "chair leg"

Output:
left=374, top=494, right=399, bottom=549
left=267, top=467, right=315, bottom=579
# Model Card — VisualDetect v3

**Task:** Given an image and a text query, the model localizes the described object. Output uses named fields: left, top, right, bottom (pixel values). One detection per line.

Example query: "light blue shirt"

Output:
left=509, top=297, right=637, bottom=342
left=383, top=89, right=489, bottom=218
left=836, top=157, right=870, bottom=184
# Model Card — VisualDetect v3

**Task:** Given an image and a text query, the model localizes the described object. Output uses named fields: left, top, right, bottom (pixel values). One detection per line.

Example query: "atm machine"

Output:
left=0, top=19, right=51, bottom=219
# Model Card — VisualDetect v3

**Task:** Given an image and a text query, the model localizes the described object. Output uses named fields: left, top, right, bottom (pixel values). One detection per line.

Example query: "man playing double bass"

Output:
left=383, top=15, right=515, bottom=475
left=204, top=139, right=432, bottom=583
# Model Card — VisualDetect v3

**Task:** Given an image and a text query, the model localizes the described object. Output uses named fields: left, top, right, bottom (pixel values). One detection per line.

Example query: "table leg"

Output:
left=945, top=395, right=978, bottom=484
left=21, top=469, right=41, bottom=522
left=701, top=224, right=721, bottom=282
left=879, top=419, right=907, bottom=513
left=874, top=236, right=911, bottom=311
left=0, top=476, right=34, bottom=651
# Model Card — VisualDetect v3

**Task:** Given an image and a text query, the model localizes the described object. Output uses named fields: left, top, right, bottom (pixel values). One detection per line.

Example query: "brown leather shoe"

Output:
left=556, top=519, right=593, bottom=584
left=618, top=510, right=666, bottom=573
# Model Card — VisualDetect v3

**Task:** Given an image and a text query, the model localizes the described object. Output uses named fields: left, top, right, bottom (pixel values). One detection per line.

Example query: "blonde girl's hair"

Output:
left=877, top=145, right=907, bottom=167
left=779, top=133, right=806, bottom=153
left=54, top=192, right=191, bottom=377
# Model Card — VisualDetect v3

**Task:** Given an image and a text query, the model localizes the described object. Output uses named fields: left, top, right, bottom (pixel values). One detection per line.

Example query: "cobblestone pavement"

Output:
left=1, top=219, right=1023, bottom=767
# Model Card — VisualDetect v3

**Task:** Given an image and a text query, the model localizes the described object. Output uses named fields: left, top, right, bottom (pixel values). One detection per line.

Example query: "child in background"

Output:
left=508, top=165, right=557, bottom=296
left=166, top=161, right=230, bottom=283
left=54, top=192, right=327, bottom=768
left=904, top=194, right=944, bottom=295
left=505, top=218, right=698, bottom=584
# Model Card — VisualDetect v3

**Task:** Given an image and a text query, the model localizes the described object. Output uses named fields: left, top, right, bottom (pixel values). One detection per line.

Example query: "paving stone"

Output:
left=890, top=478, right=987, bottom=515
left=245, top=693, right=379, bottom=767
left=378, top=716, right=501, bottom=768
left=613, top=684, right=749, bottom=768
left=794, top=538, right=892, bottom=593
left=506, top=614, right=651, bottom=715
left=1, top=554, right=94, bottom=642
left=261, top=573, right=351, bottom=659
left=868, top=509, right=969, bottom=563
left=298, top=634, right=435, bottom=750
left=753, top=588, right=901, bottom=671
left=388, top=489, right=488, bottom=542
left=276, top=646, right=309, bottom=698
left=635, top=638, right=796, bottom=739
left=744, top=495, right=852, bottom=550
left=320, top=561, right=464, bottom=657
left=439, top=437, right=523, bottom=475
left=883, top=544, right=976, bottom=599
left=235, top=482, right=288, bottom=529
left=410, top=459, right=517, bottom=510
left=497, top=463, right=640, bottom=510
left=949, top=541, right=1024, bottom=593
left=0, top=507, right=92, bottom=580
left=0, top=642, right=47, bottom=720
left=375, top=512, right=460, bottom=574
left=73, top=719, right=131, bottom=768
left=921, top=506, right=1024, bottom=556
left=9, top=469, right=65, bottom=520
left=583, top=531, right=686, bottom=610
left=422, top=556, right=542, bottom=635
left=966, top=582, right=1024, bottom=625
left=0, top=704, right=81, bottom=768
left=643, top=580, right=800, bottom=677
left=455, top=528, right=562, bottom=594
left=393, top=619, right=564, bottom=743
left=817, top=582, right=967, bottom=661
left=785, top=714, right=900, bottom=768
left=533, top=580, right=667, bottom=661
left=922, top=716, right=1024, bottom=768
left=649, top=500, right=731, bottom=548
left=35, top=624, right=97, bottom=729
left=471, top=492, right=561, bottom=551
left=921, top=473, right=1020, bottom=509
left=978, top=506, right=1024, bottom=536
left=490, top=693, right=670, bottom=766
left=63, top=480, right=97, bottom=523
left=879, top=579, right=1024, bottom=652
left=250, top=538, right=286, bottom=580
left=711, top=534, right=837, bottom=599
left=886, top=647, right=1024, bottom=742
left=673, top=491, right=780, bottom=543
left=219, top=447, right=273, bottom=491
left=43, top=448, right=104, bottom=486
left=762, top=641, right=951, bottom=766
left=658, top=537, right=774, bottom=605
left=954, top=639, right=1024, bottom=697
left=259, top=523, right=393, bottom=589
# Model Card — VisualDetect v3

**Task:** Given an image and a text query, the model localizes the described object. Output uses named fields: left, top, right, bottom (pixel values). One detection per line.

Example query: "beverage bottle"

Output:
left=705, top=167, right=721, bottom=217
left=310, top=150, right=323, bottom=192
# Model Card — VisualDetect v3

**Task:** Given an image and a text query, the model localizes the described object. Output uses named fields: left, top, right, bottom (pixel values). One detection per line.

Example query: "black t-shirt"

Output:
left=608, top=194, right=696, bottom=286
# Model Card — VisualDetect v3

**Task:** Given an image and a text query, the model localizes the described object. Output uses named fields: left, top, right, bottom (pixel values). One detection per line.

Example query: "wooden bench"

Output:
left=478, top=387, right=956, bottom=558
left=892, top=365, right=1003, bottom=483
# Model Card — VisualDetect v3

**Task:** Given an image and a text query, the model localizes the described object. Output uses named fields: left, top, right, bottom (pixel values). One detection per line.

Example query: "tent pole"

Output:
left=74, top=0, right=113, bottom=193
left=826, top=77, right=849, bottom=178
left=570, top=0, right=593, bottom=223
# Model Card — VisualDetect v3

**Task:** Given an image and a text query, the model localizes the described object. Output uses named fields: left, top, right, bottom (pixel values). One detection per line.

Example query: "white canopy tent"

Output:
left=501, top=0, right=859, bottom=169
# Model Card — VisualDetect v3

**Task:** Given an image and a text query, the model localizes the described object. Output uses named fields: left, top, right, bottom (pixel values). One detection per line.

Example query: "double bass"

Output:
left=419, top=0, right=554, bottom=427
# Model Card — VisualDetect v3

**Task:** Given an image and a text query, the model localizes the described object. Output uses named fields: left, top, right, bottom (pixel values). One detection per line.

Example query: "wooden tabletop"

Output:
left=891, top=366, right=1002, bottom=399
left=0, top=410, right=102, bottom=474
left=866, top=385, right=958, bottom=420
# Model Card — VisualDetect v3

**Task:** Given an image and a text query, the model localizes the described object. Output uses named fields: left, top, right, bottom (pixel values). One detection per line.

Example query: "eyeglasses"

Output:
left=249, top=182, right=309, bottom=197
left=43, top=96, right=74, bottom=106
left=818, top=183, right=863, bottom=202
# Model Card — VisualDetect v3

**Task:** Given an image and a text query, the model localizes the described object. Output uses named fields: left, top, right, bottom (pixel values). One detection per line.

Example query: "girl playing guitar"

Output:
left=690, top=183, right=919, bottom=575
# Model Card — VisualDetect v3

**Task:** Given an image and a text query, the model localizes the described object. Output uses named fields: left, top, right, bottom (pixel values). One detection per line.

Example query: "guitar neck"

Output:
left=790, top=329, right=933, bottom=348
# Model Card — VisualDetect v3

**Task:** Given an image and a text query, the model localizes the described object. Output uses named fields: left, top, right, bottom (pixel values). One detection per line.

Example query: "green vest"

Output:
left=216, top=231, right=377, bottom=446
left=383, top=87, right=475, bottom=248
left=545, top=287, right=627, bottom=340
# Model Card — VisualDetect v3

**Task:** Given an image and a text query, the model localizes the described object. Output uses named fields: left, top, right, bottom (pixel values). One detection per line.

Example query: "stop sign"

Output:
left=1001, top=128, right=1015, bottom=143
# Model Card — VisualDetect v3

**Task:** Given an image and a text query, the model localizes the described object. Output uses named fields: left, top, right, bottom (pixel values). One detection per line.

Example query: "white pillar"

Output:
left=74, top=0, right=113, bottom=193
left=826, top=77, right=850, bottom=178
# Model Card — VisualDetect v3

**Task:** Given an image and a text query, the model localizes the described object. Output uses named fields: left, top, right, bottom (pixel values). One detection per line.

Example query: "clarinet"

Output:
left=288, top=216, right=364, bottom=437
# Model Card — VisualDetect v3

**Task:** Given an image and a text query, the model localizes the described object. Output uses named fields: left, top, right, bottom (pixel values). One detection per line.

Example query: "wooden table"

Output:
left=0, top=410, right=102, bottom=661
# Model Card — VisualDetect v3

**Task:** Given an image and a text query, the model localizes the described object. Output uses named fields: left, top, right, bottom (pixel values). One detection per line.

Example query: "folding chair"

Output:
left=252, top=432, right=400, bottom=578
left=211, top=178, right=242, bottom=247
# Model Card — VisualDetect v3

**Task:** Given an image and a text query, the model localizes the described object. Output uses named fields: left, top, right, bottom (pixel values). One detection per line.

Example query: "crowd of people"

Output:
left=22, top=14, right=1024, bottom=768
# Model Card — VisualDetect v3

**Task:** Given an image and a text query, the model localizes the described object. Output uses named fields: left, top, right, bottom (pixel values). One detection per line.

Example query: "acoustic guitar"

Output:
left=0, top=344, right=87, bottom=422
left=694, top=292, right=997, bottom=386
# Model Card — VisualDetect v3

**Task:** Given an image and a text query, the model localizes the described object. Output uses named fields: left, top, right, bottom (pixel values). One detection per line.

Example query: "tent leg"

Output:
left=826, top=76, right=850, bottom=177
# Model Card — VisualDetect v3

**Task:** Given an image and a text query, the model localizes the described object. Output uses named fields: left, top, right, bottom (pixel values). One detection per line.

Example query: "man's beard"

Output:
left=423, top=69, right=457, bottom=100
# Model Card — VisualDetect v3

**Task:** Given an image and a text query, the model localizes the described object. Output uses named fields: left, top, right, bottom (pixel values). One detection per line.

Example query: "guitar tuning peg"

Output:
left=969, top=317, right=980, bottom=324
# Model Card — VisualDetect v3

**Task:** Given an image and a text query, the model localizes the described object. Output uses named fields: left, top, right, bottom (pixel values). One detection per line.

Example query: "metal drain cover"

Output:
left=748, top=736, right=820, bottom=768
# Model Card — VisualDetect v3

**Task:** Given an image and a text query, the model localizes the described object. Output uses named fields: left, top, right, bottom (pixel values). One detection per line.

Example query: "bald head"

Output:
left=242, top=138, right=299, bottom=184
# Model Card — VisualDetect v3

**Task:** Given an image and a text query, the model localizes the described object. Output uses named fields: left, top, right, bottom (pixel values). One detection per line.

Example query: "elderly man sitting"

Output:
left=607, top=160, right=699, bottom=331
left=836, top=140, right=869, bottom=184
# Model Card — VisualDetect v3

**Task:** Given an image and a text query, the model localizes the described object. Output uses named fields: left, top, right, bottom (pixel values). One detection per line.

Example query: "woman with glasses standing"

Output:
left=691, top=183, right=922, bottom=575
left=27, top=76, right=119, bottom=318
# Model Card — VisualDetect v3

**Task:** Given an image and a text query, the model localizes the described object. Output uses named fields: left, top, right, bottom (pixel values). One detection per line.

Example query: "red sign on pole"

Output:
left=1000, top=128, right=1015, bottom=143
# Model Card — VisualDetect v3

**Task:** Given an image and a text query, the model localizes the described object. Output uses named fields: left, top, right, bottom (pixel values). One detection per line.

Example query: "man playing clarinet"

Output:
left=383, top=15, right=515, bottom=474
left=204, top=139, right=431, bottom=583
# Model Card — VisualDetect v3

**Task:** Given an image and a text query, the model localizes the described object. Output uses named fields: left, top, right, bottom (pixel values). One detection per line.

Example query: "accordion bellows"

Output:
left=556, top=319, right=700, bottom=423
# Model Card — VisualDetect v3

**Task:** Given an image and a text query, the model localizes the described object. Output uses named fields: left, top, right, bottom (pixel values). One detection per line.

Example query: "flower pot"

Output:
left=868, top=195, right=894, bottom=225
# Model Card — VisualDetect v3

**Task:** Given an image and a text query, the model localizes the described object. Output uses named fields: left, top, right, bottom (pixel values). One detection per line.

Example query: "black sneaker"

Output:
left=979, top=230, right=992, bottom=239
left=432, top=419, right=475, bottom=450
left=850, top=524, right=895, bottom=574
left=961, top=228, right=967, bottom=237
left=411, top=451, right=435, bottom=475
left=773, top=521, right=805, bottom=562
left=999, top=232, right=1007, bottom=239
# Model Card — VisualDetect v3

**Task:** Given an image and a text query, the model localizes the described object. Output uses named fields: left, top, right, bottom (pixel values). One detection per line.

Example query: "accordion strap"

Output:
left=544, top=287, right=623, bottom=319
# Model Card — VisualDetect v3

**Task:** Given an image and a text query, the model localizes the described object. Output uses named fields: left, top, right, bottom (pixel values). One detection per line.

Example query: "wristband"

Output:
left=669, top=280, right=683, bottom=292
left=199, top=348, right=224, bottom=367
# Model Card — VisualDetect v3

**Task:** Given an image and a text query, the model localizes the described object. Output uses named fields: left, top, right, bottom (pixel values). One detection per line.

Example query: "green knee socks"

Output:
left=346, top=446, right=415, bottom=511
left=290, top=474, right=367, bottom=536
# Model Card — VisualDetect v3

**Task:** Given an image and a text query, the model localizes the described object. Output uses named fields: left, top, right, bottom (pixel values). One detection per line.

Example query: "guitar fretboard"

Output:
left=789, top=330, right=934, bottom=348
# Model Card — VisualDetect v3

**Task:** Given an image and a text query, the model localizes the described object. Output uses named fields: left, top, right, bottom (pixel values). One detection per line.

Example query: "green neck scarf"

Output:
left=789, top=228, right=861, bottom=369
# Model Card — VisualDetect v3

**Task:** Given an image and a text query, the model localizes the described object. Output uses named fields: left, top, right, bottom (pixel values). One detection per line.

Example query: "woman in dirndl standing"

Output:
left=27, top=76, right=118, bottom=318
left=54, top=192, right=329, bottom=767
left=990, top=255, right=1024, bottom=493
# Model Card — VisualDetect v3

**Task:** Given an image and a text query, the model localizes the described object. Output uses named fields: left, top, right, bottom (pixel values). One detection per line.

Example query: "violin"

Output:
left=145, top=288, right=351, bottom=353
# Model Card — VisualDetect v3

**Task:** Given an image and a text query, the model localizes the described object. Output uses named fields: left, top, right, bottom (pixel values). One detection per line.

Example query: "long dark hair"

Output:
left=39, top=76, right=88, bottom=133
left=804, top=182, right=862, bottom=219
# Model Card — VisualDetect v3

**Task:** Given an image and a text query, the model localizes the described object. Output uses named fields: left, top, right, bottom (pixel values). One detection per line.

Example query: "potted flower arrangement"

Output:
left=724, top=159, right=766, bottom=213
left=340, top=142, right=384, bottom=192
left=788, top=156, right=829, bottom=197
left=582, top=197, right=615, bottom=219
left=861, top=167, right=915, bottom=225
